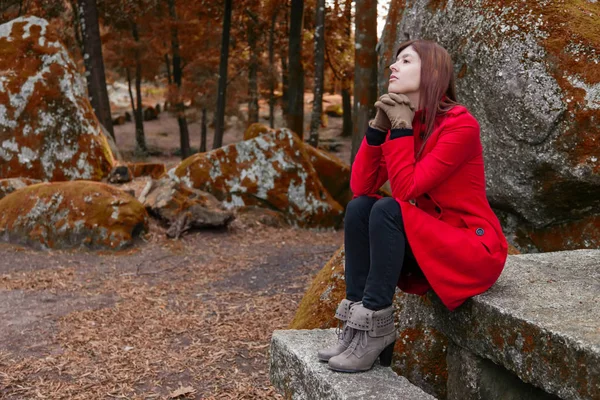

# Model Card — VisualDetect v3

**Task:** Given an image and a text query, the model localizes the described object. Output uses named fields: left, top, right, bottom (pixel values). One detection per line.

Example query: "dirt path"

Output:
left=0, top=221, right=344, bottom=399
left=0, top=91, right=349, bottom=398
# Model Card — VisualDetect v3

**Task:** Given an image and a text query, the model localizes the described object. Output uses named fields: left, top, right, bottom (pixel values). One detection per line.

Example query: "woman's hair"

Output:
left=394, top=39, right=461, bottom=159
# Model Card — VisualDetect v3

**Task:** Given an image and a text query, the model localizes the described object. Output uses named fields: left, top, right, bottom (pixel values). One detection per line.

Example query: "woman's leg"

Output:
left=343, top=195, right=378, bottom=302
left=362, top=197, right=409, bottom=311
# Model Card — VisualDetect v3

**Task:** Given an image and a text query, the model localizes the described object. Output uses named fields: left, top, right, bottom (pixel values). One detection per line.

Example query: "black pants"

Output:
left=344, top=196, right=418, bottom=311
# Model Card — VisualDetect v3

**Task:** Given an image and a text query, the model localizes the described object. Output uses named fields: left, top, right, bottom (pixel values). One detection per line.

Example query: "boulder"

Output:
left=244, top=123, right=353, bottom=208
left=0, top=177, right=41, bottom=200
left=243, top=122, right=274, bottom=141
left=143, top=106, right=158, bottom=121
left=303, top=144, right=352, bottom=208
left=0, top=181, right=148, bottom=250
left=379, top=1, right=600, bottom=251
left=143, top=177, right=235, bottom=238
left=0, top=16, right=116, bottom=181
left=168, top=128, right=344, bottom=228
left=324, top=103, right=343, bottom=117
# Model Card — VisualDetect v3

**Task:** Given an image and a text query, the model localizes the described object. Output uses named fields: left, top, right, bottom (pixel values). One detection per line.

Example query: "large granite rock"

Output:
left=379, top=1, right=600, bottom=251
left=0, top=16, right=115, bottom=181
left=269, top=329, right=437, bottom=400
left=168, top=128, right=344, bottom=228
left=432, top=249, right=600, bottom=400
left=244, top=123, right=353, bottom=208
left=0, top=181, right=148, bottom=250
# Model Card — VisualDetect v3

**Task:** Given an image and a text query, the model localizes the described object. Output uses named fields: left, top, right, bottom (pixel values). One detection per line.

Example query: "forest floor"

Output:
left=0, top=93, right=348, bottom=399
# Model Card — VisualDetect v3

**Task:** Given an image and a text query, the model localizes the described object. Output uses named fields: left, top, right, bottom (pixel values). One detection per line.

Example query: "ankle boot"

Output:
left=327, top=303, right=397, bottom=372
left=317, top=299, right=358, bottom=362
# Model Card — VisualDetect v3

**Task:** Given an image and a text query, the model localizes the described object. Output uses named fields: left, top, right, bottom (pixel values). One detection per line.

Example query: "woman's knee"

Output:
left=345, top=195, right=378, bottom=222
left=370, top=197, right=402, bottom=222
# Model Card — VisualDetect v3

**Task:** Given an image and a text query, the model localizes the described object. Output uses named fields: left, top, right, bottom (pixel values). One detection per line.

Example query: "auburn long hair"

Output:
left=393, top=40, right=461, bottom=159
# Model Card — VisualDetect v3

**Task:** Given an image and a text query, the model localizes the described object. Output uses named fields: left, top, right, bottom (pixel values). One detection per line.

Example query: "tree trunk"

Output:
left=132, top=22, right=147, bottom=154
left=168, top=0, right=191, bottom=159
left=200, top=107, right=207, bottom=153
left=246, top=10, right=259, bottom=126
left=268, top=6, right=280, bottom=129
left=212, top=0, right=232, bottom=149
left=78, top=0, right=115, bottom=139
left=164, top=53, right=172, bottom=85
left=126, top=67, right=135, bottom=128
left=308, top=0, right=325, bottom=148
left=280, top=1, right=289, bottom=117
left=286, top=0, right=304, bottom=139
left=341, top=85, right=352, bottom=137
left=340, top=0, right=353, bottom=138
left=350, top=0, right=377, bottom=165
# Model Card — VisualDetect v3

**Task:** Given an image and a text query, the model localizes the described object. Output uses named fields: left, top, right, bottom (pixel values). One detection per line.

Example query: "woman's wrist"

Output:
left=366, top=122, right=387, bottom=145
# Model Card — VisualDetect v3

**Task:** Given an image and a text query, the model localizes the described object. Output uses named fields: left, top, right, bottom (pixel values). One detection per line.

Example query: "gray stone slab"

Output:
left=270, top=328, right=437, bottom=400
left=429, top=250, right=600, bottom=400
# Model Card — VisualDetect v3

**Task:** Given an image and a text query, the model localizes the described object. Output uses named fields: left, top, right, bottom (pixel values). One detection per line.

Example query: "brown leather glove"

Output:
left=375, top=93, right=415, bottom=129
left=368, top=95, right=396, bottom=131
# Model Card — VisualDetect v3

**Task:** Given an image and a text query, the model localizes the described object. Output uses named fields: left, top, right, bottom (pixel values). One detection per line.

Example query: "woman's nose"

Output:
left=389, top=62, right=398, bottom=72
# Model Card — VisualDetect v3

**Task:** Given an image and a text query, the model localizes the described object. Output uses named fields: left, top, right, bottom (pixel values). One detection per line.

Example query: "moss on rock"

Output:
left=0, top=181, right=148, bottom=250
left=0, top=17, right=115, bottom=182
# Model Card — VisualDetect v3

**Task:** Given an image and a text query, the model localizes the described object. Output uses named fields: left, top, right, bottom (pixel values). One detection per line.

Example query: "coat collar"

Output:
left=413, top=96, right=467, bottom=122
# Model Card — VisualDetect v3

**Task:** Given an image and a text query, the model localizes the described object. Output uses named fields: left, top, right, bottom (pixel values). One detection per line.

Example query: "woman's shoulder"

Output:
left=442, top=104, right=479, bottom=127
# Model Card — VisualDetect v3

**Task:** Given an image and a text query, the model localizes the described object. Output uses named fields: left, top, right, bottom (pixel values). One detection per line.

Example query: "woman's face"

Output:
left=388, top=45, right=421, bottom=94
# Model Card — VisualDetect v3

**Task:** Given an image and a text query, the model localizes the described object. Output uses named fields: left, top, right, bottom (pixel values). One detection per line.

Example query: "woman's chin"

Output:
left=387, top=83, right=404, bottom=93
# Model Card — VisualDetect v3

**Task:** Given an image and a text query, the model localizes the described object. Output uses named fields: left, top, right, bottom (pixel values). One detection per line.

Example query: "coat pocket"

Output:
left=460, top=214, right=500, bottom=254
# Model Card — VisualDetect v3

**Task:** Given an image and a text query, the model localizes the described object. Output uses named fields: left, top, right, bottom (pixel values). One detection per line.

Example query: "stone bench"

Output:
left=271, top=249, right=599, bottom=399
left=425, top=249, right=600, bottom=400
left=270, top=329, right=437, bottom=399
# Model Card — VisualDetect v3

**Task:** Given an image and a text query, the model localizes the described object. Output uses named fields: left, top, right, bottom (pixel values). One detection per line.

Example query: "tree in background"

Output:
left=78, top=0, right=115, bottom=139
left=245, top=0, right=261, bottom=127
left=308, top=0, right=325, bottom=147
left=213, top=0, right=233, bottom=149
left=350, top=0, right=377, bottom=164
left=286, top=0, right=304, bottom=139
left=167, top=0, right=191, bottom=159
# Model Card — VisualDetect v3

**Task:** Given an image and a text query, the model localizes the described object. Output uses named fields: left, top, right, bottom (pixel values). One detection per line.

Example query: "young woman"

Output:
left=318, top=39, right=508, bottom=373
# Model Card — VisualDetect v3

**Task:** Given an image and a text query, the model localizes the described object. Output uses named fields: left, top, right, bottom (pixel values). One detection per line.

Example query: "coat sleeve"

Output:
left=381, top=114, right=481, bottom=201
left=350, top=129, right=389, bottom=197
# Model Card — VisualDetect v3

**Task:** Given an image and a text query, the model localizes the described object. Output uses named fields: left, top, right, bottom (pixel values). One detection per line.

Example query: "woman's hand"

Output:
left=375, top=93, right=415, bottom=129
left=369, top=95, right=396, bottom=131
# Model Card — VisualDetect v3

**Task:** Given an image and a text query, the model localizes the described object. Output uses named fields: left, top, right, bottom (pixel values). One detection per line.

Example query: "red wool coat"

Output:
left=350, top=105, right=508, bottom=311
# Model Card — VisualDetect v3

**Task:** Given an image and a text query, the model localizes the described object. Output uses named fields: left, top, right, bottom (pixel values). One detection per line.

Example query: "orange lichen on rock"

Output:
left=0, top=17, right=115, bottom=182
left=243, top=123, right=353, bottom=208
left=0, top=177, right=41, bottom=200
left=525, top=215, right=600, bottom=251
left=169, top=128, right=344, bottom=228
left=0, top=181, right=148, bottom=250
left=125, top=162, right=167, bottom=180
left=243, top=122, right=275, bottom=141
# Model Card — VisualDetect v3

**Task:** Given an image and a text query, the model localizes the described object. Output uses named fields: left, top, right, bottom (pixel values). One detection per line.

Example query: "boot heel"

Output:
left=379, top=341, right=395, bottom=367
